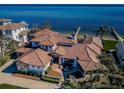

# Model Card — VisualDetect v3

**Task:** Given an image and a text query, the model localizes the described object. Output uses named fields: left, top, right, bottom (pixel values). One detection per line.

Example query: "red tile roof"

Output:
left=33, top=28, right=59, bottom=37
left=84, top=36, right=103, bottom=49
left=17, top=48, right=51, bottom=67
left=47, top=70, right=62, bottom=78
left=15, top=47, right=32, bottom=54
left=47, top=64, right=62, bottom=78
left=31, top=32, right=74, bottom=46
left=0, top=23, right=27, bottom=30
left=52, top=43, right=102, bottom=71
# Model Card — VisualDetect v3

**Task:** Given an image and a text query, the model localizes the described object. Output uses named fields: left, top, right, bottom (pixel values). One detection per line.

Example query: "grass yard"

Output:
left=0, top=84, right=27, bottom=89
left=102, top=40, right=118, bottom=52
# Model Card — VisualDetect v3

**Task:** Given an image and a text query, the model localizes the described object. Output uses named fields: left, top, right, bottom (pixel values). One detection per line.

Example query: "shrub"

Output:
left=45, top=67, right=52, bottom=74
left=41, top=75, right=60, bottom=83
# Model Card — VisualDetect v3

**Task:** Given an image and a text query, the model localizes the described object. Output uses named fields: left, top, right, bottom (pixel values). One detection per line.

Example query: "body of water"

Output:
left=0, top=5, right=124, bottom=35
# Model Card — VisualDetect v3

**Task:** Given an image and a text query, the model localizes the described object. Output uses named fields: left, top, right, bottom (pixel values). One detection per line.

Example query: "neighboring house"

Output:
left=0, top=18, right=12, bottom=25
left=16, top=48, right=52, bottom=75
left=116, top=41, right=124, bottom=68
left=0, top=18, right=29, bottom=43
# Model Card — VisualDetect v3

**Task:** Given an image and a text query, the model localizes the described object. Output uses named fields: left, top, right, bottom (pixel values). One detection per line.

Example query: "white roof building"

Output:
left=0, top=18, right=29, bottom=44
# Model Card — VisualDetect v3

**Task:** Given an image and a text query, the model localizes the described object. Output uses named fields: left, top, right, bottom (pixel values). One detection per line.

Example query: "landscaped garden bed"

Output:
left=41, top=75, right=60, bottom=83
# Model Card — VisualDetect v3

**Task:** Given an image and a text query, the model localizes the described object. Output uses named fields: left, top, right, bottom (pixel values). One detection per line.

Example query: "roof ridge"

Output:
left=92, top=37, right=103, bottom=49
left=16, top=48, right=34, bottom=61
left=34, top=49, right=45, bottom=67
left=82, top=45, right=92, bottom=61
left=85, top=44, right=98, bottom=54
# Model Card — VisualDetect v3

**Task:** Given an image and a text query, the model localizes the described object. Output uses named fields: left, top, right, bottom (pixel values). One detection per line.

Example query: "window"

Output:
left=38, top=66, right=41, bottom=69
left=16, top=36, right=18, bottom=39
left=120, top=55, right=122, bottom=59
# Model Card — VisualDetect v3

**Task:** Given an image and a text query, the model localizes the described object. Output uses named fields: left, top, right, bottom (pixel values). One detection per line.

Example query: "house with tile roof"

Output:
left=0, top=18, right=29, bottom=43
left=15, top=27, right=103, bottom=79
left=16, top=48, right=52, bottom=75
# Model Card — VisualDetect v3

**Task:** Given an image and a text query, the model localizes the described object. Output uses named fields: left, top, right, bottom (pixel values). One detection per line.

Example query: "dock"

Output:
left=112, top=27, right=123, bottom=41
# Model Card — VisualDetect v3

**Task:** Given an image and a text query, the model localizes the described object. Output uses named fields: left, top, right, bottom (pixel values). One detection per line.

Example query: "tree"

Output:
left=96, top=25, right=108, bottom=38
left=6, top=38, right=19, bottom=54
left=41, top=21, right=52, bottom=30
left=63, top=75, right=82, bottom=89
left=0, top=33, right=7, bottom=56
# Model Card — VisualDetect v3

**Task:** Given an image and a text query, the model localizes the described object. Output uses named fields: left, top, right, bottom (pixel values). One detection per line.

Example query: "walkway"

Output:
left=0, top=60, right=58, bottom=89
left=0, top=60, right=14, bottom=72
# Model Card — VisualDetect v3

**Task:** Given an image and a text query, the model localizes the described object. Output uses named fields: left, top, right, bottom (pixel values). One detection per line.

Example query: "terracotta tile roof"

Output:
left=86, top=43, right=102, bottom=55
left=17, top=48, right=51, bottom=67
left=51, top=64, right=62, bottom=73
left=52, top=44, right=102, bottom=71
left=47, top=70, right=62, bottom=78
left=31, top=33, right=74, bottom=46
left=52, top=46, right=66, bottom=56
left=53, top=44, right=91, bottom=60
left=92, top=37, right=103, bottom=49
left=55, top=35, right=75, bottom=45
left=47, top=64, right=62, bottom=78
left=84, top=36, right=103, bottom=49
left=78, top=60, right=102, bottom=71
left=0, top=23, right=27, bottom=30
left=15, top=47, right=32, bottom=54
left=18, top=30, right=30, bottom=36
left=0, top=18, right=11, bottom=23
left=33, top=28, right=59, bottom=37
left=39, top=36, right=58, bottom=46
left=31, top=34, right=50, bottom=42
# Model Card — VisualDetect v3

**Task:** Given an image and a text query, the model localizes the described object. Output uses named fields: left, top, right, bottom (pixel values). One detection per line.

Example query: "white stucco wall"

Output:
left=28, top=64, right=43, bottom=74
left=23, top=34, right=28, bottom=42
left=16, top=61, right=28, bottom=72
left=12, top=27, right=28, bottom=41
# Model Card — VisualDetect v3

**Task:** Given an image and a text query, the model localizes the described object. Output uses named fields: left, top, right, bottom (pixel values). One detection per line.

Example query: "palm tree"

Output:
left=96, top=25, right=108, bottom=38
left=63, top=75, right=82, bottom=89
left=0, top=32, right=6, bottom=56
left=41, top=21, right=52, bottom=30
left=6, top=39, right=19, bottom=54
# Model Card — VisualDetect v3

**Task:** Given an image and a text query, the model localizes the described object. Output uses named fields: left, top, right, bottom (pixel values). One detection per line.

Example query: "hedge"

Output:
left=41, top=75, right=60, bottom=83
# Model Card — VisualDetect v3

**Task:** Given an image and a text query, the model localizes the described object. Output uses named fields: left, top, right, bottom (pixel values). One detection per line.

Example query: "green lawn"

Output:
left=102, top=40, right=118, bottom=52
left=0, top=84, right=27, bottom=89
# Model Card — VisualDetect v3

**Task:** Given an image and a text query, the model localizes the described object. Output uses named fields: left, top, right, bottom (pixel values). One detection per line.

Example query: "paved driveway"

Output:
left=0, top=60, right=58, bottom=89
